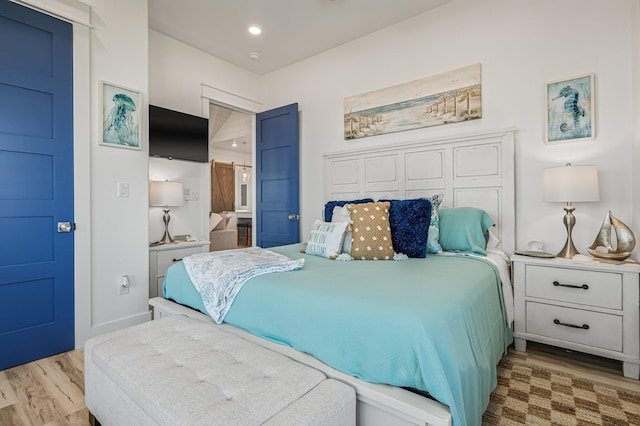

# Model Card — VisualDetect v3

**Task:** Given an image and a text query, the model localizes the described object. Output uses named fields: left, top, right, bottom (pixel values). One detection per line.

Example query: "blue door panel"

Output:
left=0, top=0, right=74, bottom=370
left=261, top=146, right=291, bottom=173
left=260, top=178, right=290, bottom=203
left=0, top=14, right=53, bottom=77
left=260, top=210, right=290, bottom=234
left=0, top=278, right=55, bottom=333
left=0, top=216, right=54, bottom=266
left=0, top=151, right=54, bottom=199
left=0, top=83, right=54, bottom=138
left=256, top=103, right=299, bottom=248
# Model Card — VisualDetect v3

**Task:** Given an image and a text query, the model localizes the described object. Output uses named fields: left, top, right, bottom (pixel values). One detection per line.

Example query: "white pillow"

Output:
left=305, top=219, right=348, bottom=259
left=487, top=228, right=501, bottom=250
left=331, top=205, right=352, bottom=254
left=209, top=213, right=223, bottom=231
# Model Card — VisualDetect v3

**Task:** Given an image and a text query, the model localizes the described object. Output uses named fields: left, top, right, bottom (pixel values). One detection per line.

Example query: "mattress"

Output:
left=163, top=243, right=512, bottom=426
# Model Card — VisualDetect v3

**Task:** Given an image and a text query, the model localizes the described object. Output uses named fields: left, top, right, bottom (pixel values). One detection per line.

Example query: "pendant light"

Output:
left=240, top=141, right=250, bottom=182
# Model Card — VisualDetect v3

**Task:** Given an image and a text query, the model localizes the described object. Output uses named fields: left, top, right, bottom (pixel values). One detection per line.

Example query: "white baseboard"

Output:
left=78, top=310, right=152, bottom=348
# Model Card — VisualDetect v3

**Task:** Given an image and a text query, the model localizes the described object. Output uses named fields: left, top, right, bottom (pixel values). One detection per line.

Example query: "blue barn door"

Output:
left=256, top=104, right=299, bottom=248
left=0, top=0, right=75, bottom=370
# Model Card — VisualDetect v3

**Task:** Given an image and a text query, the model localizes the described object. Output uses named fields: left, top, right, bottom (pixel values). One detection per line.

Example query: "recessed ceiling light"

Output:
left=249, top=52, right=260, bottom=60
left=248, top=25, right=262, bottom=35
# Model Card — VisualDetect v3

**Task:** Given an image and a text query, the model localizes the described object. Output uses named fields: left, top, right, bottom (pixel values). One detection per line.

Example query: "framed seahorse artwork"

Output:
left=545, top=73, right=595, bottom=144
left=99, top=81, right=143, bottom=150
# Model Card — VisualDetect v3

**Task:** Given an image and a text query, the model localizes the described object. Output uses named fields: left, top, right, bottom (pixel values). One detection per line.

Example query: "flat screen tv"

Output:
left=149, top=105, right=209, bottom=162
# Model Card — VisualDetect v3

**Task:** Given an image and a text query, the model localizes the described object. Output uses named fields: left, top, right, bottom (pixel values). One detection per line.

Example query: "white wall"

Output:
left=149, top=157, right=209, bottom=241
left=149, top=30, right=262, bottom=241
left=23, top=0, right=151, bottom=346
left=86, top=0, right=151, bottom=336
left=149, top=30, right=263, bottom=117
left=260, top=0, right=636, bottom=256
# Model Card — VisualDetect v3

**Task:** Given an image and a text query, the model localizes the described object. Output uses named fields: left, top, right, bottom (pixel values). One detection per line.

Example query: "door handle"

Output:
left=288, top=214, right=299, bottom=221
left=58, top=222, right=72, bottom=232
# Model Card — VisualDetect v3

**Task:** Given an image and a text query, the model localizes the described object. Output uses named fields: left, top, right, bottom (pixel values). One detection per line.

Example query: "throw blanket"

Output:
left=182, top=247, right=305, bottom=324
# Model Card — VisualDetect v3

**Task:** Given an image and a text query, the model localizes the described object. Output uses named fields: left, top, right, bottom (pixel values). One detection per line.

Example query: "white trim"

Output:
left=202, top=86, right=260, bottom=246
left=9, top=0, right=91, bottom=27
left=201, top=83, right=263, bottom=114
left=72, top=22, right=92, bottom=348
left=89, top=310, right=153, bottom=337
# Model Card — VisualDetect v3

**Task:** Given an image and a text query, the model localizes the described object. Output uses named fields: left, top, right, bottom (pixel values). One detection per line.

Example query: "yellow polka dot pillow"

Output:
left=346, top=201, right=395, bottom=260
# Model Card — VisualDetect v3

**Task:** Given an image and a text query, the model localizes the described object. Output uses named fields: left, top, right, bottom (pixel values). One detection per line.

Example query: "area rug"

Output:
left=482, top=357, right=640, bottom=425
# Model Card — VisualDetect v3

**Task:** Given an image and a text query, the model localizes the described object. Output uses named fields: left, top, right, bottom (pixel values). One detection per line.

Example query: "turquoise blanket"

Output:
left=163, top=243, right=512, bottom=426
left=182, top=247, right=305, bottom=324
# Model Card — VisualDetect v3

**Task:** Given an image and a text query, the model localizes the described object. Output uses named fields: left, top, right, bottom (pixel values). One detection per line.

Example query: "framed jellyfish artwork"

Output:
left=545, top=73, right=595, bottom=144
left=99, top=81, right=143, bottom=150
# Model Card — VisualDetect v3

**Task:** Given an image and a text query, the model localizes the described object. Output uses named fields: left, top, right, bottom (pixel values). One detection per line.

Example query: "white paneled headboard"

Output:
left=323, top=128, right=516, bottom=255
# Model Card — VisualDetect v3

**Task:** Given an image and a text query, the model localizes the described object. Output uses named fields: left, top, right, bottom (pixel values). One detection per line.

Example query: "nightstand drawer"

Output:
left=156, top=247, right=202, bottom=274
left=525, top=265, right=622, bottom=310
left=526, top=302, right=622, bottom=352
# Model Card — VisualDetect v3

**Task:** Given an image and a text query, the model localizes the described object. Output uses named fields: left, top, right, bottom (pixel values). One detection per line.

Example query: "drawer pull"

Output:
left=553, top=319, right=590, bottom=330
left=553, top=280, right=589, bottom=290
left=172, top=258, right=183, bottom=262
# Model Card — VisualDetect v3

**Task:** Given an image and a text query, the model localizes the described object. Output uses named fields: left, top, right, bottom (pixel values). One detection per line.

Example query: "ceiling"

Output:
left=148, top=0, right=453, bottom=76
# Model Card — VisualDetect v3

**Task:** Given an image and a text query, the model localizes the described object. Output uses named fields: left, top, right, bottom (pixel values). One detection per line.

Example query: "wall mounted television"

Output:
left=149, top=105, right=209, bottom=162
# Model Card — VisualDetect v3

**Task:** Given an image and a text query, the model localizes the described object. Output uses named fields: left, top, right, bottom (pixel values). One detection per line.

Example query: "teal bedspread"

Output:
left=163, top=243, right=512, bottom=426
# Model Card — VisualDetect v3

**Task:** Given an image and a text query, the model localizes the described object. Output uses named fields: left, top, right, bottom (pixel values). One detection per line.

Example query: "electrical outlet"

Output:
left=184, top=188, right=190, bottom=201
left=191, top=190, right=200, bottom=201
left=119, top=275, right=130, bottom=295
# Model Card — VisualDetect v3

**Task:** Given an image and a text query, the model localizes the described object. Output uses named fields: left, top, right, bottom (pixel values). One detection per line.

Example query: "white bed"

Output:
left=151, top=127, right=516, bottom=426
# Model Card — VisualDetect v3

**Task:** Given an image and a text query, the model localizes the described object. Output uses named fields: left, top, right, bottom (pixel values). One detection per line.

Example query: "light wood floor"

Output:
left=0, top=350, right=86, bottom=426
left=0, top=343, right=638, bottom=425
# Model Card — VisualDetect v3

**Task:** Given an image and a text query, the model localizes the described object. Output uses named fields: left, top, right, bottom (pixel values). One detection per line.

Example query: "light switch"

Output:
left=191, top=190, right=200, bottom=201
left=117, top=182, right=129, bottom=198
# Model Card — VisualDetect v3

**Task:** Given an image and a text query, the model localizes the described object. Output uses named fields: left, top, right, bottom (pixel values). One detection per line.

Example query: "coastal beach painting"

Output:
left=545, top=73, right=594, bottom=144
left=344, top=64, right=482, bottom=140
left=99, top=81, right=142, bottom=150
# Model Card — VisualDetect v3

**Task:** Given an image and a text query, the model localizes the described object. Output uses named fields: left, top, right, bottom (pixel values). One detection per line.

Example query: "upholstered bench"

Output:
left=84, top=315, right=355, bottom=425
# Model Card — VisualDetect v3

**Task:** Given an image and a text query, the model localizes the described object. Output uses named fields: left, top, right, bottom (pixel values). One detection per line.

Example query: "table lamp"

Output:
left=543, top=164, right=599, bottom=258
left=150, top=180, right=184, bottom=244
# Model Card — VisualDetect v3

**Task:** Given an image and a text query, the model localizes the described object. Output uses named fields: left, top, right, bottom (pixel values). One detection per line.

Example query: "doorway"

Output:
left=208, top=103, right=253, bottom=247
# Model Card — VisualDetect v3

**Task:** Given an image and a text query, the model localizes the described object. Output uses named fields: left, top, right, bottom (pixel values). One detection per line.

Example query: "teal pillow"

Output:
left=426, top=192, right=444, bottom=254
left=438, top=207, right=494, bottom=255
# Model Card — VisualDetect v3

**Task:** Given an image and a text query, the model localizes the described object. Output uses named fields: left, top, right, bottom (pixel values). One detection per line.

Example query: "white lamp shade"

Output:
left=149, top=181, right=184, bottom=207
left=543, top=164, right=599, bottom=203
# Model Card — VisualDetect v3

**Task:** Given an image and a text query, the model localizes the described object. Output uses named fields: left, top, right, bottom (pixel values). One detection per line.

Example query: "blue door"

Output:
left=256, top=104, right=299, bottom=248
left=0, top=0, right=74, bottom=370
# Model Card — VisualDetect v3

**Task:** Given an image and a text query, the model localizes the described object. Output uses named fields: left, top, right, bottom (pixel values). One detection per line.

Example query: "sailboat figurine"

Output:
left=587, top=211, right=636, bottom=261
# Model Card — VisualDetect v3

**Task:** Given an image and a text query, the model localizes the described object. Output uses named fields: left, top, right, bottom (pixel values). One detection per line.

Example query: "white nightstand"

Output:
left=512, top=255, right=640, bottom=379
left=149, top=241, right=209, bottom=299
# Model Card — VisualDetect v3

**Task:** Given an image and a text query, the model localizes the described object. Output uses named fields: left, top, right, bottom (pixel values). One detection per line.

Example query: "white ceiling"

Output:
left=148, top=0, right=453, bottom=75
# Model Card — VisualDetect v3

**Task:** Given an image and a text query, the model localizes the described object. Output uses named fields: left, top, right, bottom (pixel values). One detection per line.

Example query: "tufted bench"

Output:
left=85, top=315, right=355, bottom=425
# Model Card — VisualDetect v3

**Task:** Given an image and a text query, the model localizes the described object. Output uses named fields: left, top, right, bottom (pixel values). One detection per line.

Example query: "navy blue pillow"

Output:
left=380, top=198, right=432, bottom=258
left=324, top=198, right=374, bottom=222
